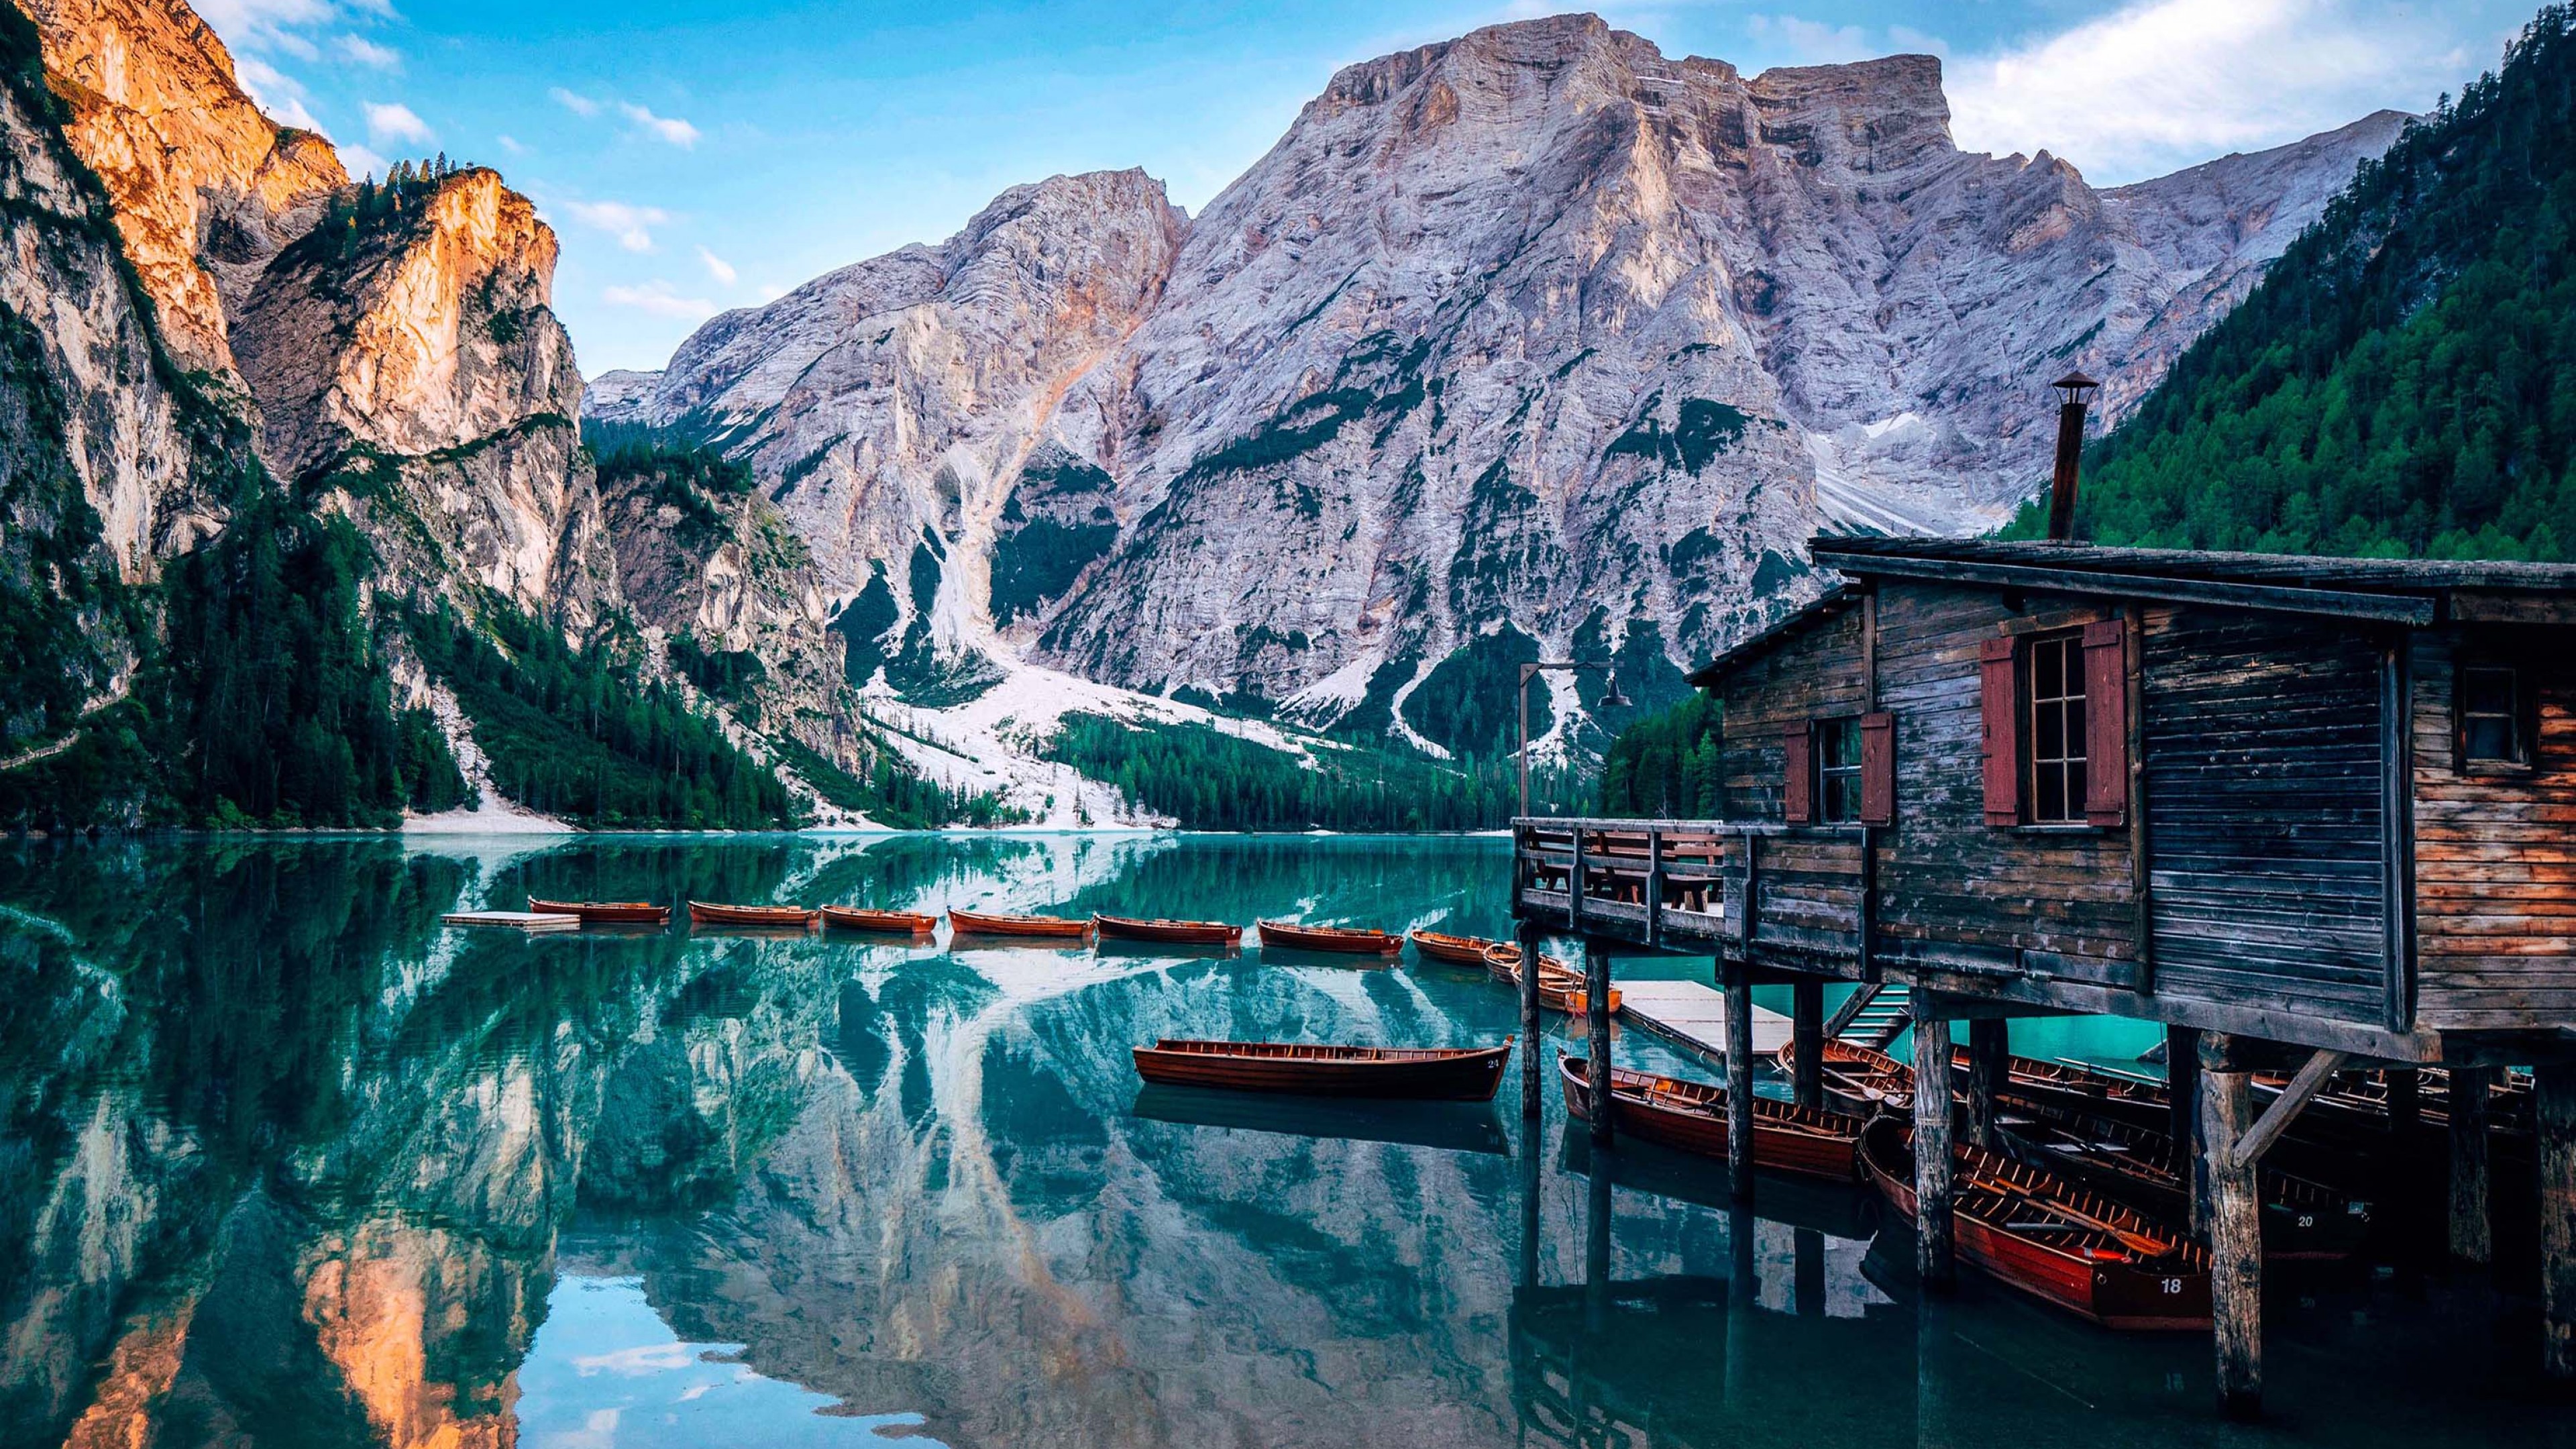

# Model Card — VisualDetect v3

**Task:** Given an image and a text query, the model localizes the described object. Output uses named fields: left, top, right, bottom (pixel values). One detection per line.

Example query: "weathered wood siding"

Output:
left=1872, top=584, right=2138, bottom=987
left=1717, top=604, right=1865, bottom=821
left=2143, top=606, right=2392, bottom=1024
left=2412, top=629, right=2576, bottom=1030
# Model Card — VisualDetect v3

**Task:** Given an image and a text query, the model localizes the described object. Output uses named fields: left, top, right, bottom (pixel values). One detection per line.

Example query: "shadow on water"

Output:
left=1, top=833, right=2570, bottom=1449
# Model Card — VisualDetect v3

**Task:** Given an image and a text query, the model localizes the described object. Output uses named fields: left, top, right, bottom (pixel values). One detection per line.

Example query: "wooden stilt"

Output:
left=2167, top=1025, right=2206, bottom=1238
left=2200, top=1034, right=2263, bottom=1419
left=2448, top=1063, right=2493, bottom=1266
left=1792, top=977, right=1824, bottom=1111
left=1964, top=1018, right=2008, bottom=1150
left=1725, top=957, right=1756, bottom=1201
left=1911, top=1009, right=1955, bottom=1289
left=2539, top=1061, right=2576, bottom=1381
left=1584, top=941, right=1614, bottom=1146
left=1516, top=919, right=1544, bottom=1120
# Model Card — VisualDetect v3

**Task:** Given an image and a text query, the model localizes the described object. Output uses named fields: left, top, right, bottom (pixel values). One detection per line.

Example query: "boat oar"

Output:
left=1960, top=1169, right=2176, bottom=1258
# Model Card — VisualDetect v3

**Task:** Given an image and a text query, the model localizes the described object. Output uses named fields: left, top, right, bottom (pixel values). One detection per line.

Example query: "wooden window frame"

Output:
left=2025, top=630, right=2089, bottom=826
left=2454, top=656, right=2538, bottom=774
left=1982, top=618, right=2130, bottom=830
left=1815, top=715, right=1864, bottom=823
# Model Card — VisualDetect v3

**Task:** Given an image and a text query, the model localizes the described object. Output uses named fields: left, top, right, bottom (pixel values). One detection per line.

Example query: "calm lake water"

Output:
left=3, top=834, right=2568, bottom=1449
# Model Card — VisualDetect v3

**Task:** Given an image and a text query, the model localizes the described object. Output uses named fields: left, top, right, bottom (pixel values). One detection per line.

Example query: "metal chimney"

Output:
left=2045, top=370, right=2100, bottom=542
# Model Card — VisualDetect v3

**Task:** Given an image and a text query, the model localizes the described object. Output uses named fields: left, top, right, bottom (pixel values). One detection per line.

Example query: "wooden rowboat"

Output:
left=1132, top=1038, right=1514, bottom=1102
left=1998, top=1103, right=2371, bottom=1261
left=1480, top=943, right=1620, bottom=1015
left=1858, top=1116, right=2210, bottom=1330
left=1558, top=1056, right=1864, bottom=1182
left=527, top=897, right=670, bottom=926
left=1773, top=1036, right=1915, bottom=1114
left=1095, top=914, right=1242, bottom=947
left=820, top=906, right=938, bottom=934
left=1257, top=920, right=1403, bottom=955
left=687, top=901, right=820, bottom=930
left=951, top=908, right=1093, bottom=939
left=1411, top=929, right=1501, bottom=966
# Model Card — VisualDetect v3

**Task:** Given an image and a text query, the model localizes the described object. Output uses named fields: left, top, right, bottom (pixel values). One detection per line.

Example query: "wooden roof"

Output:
left=1688, top=536, right=2576, bottom=688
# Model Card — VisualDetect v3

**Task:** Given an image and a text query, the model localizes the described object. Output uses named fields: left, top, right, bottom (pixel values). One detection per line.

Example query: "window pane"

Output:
left=2464, top=667, right=2516, bottom=718
left=1824, top=718, right=1860, bottom=767
left=2465, top=715, right=2518, bottom=763
left=2065, top=699, right=2087, bottom=760
left=2035, top=763, right=2066, bottom=822
left=2069, top=755, right=2089, bottom=813
left=2034, top=641, right=2063, bottom=696
left=2035, top=701, right=2063, bottom=758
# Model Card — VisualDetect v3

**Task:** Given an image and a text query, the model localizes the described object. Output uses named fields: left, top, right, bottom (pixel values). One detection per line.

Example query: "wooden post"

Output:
left=2449, top=1064, right=2493, bottom=1266
left=1964, top=1018, right=2008, bottom=1150
left=1725, top=956, right=1756, bottom=1201
left=2538, top=1061, right=2576, bottom=1381
left=2387, top=1067, right=2422, bottom=1139
left=1517, top=918, right=1545, bottom=1121
left=1585, top=941, right=1614, bottom=1146
left=2167, top=1025, right=2205, bottom=1236
left=1792, top=977, right=1825, bottom=1111
left=1645, top=825, right=1666, bottom=952
left=1911, top=1009, right=1955, bottom=1289
left=2200, top=1034, right=2263, bottom=1419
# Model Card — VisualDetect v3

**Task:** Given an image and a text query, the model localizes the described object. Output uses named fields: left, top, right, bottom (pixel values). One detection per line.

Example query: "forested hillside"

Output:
left=2012, top=5, right=2576, bottom=559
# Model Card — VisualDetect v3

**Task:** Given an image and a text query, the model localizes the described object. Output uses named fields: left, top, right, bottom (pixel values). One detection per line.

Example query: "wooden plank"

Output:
left=2201, top=1048, right=2264, bottom=1418
left=1613, top=980, right=1793, bottom=1059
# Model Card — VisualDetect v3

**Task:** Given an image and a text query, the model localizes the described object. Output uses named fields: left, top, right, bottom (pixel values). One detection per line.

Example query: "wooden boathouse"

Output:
left=1513, top=532, right=2576, bottom=1415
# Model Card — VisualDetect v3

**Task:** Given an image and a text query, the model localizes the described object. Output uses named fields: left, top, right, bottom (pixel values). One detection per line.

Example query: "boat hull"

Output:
left=820, top=906, right=937, bottom=934
left=528, top=898, right=670, bottom=926
left=951, top=909, right=1093, bottom=939
left=1558, top=1057, right=1860, bottom=1182
left=1410, top=930, right=1500, bottom=966
left=1774, top=1037, right=1915, bottom=1114
left=1132, top=1038, right=1512, bottom=1102
left=1096, top=914, right=1242, bottom=946
left=1858, top=1117, right=2210, bottom=1331
left=687, top=902, right=820, bottom=929
left=1258, top=920, right=1403, bottom=955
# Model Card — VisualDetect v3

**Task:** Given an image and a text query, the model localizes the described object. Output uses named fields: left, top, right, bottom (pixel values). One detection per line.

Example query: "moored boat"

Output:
left=1998, top=1104, right=2370, bottom=1261
left=1857, top=1116, right=2211, bottom=1330
left=527, top=897, right=671, bottom=926
left=686, top=901, right=821, bottom=930
left=1257, top=920, right=1403, bottom=955
left=1095, top=914, right=1242, bottom=947
left=951, top=908, right=1093, bottom=939
left=1132, top=1038, right=1513, bottom=1101
left=820, top=906, right=938, bottom=934
left=1411, top=929, right=1501, bottom=966
left=1774, top=1036, right=1916, bottom=1114
left=1481, top=943, right=1620, bottom=1014
left=1558, top=1056, right=1863, bottom=1182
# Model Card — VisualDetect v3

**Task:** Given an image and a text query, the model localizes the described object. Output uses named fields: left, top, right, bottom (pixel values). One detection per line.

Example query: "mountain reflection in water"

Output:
left=1, top=835, right=2569, bottom=1449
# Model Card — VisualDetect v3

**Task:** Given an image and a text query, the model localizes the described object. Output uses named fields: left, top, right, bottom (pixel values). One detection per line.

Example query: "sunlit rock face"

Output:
left=593, top=15, right=2400, bottom=729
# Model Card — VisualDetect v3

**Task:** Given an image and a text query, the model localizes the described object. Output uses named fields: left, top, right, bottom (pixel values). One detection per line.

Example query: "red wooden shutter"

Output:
left=2082, top=619, right=2130, bottom=826
left=1980, top=637, right=2020, bottom=826
left=1860, top=711, right=1894, bottom=826
left=1782, top=724, right=1815, bottom=824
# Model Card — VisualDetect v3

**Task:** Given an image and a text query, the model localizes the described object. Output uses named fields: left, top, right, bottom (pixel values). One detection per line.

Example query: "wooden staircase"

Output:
left=1825, top=981, right=1914, bottom=1051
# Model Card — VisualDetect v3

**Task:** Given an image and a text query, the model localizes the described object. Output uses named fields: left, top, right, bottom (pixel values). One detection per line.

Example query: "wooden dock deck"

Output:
left=1616, top=979, right=1791, bottom=1063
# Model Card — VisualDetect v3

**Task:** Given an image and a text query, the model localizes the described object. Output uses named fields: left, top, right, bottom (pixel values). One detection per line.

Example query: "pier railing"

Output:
left=1510, top=816, right=1874, bottom=975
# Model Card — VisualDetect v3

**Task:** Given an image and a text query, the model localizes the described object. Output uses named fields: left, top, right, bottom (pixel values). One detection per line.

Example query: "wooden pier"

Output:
left=1616, top=981, right=1792, bottom=1061
left=1516, top=534, right=2576, bottom=1419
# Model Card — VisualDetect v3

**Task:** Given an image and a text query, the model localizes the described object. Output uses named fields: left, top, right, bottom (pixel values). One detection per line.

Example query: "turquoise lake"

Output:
left=1, top=834, right=2567, bottom=1448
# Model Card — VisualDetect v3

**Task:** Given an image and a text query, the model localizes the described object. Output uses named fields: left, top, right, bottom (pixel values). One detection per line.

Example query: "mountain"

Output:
left=594, top=15, right=2403, bottom=764
left=2018, top=5, right=2576, bottom=561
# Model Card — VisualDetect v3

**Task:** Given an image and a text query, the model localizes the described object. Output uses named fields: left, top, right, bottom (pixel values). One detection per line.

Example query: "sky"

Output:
left=199, top=0, right=2532, bottom=376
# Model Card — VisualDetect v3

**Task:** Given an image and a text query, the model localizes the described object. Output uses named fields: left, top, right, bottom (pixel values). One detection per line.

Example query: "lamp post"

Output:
left=1515, top=661, right=1627, bottom=820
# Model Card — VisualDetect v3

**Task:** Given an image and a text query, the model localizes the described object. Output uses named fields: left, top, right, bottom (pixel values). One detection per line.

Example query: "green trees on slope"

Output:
left=1047, top=712, right=1517, bottom=831
left=1597, top=693, right=1723, bottom=819
left=2015, top=5, right=2576, bottom=559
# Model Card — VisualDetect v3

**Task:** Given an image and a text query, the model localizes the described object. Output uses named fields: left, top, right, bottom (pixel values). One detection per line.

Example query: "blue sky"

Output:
left=200, top=1, right=2532, bottom=376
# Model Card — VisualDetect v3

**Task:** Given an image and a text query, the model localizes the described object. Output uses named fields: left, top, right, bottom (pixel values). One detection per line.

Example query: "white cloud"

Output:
left=618, top=101, right=701, bottom=148
left=695, top=246, right=737, bottom=285
left=496, top=134, right=527, bottom=155
left=341, top=143, right=390, bottom=181
left=1947, top=0, right=2465, bottom=183
left=602, top=280, right=718, bottom=322
left=550, top=87, right=602, bottom=118
left=1746, top=14, right=1875, bottom=65
left=195, top=1, right=394, bottom=57
left=755, top=283, right=786, bottom=303
left=558, top=199, right=673, bottom=252
left=335, top=35, right=400, bottom=69
left=364, top=101, right=434, bottom=146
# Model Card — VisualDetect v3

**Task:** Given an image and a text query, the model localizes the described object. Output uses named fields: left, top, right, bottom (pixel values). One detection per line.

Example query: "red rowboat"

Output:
left=951, top=908, right=1093, bottom=939
left=527, top=897, right=670, bottom=926
left=1558, top=1057, right=1863, bottom=1182
left=1411, top=929, right=1501, bottom=966
left=1131, top=1038, right=1513, bottom=1102
left=1858, top=1116, right=2210, bottom=1330
left=1095, top=914, right=1242, bottom=947
left=1999, top=1102, right=2370, bottom=1261
left=1257, top=920, right=1403, bottom=955
left=686, top=901, right=820, bottom=930
left=1479, top=943, right=1621, bottom=1014
left=820, top=906, right=937, bottom=934
left=1774, top=1036, right=1915, bottom=1114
